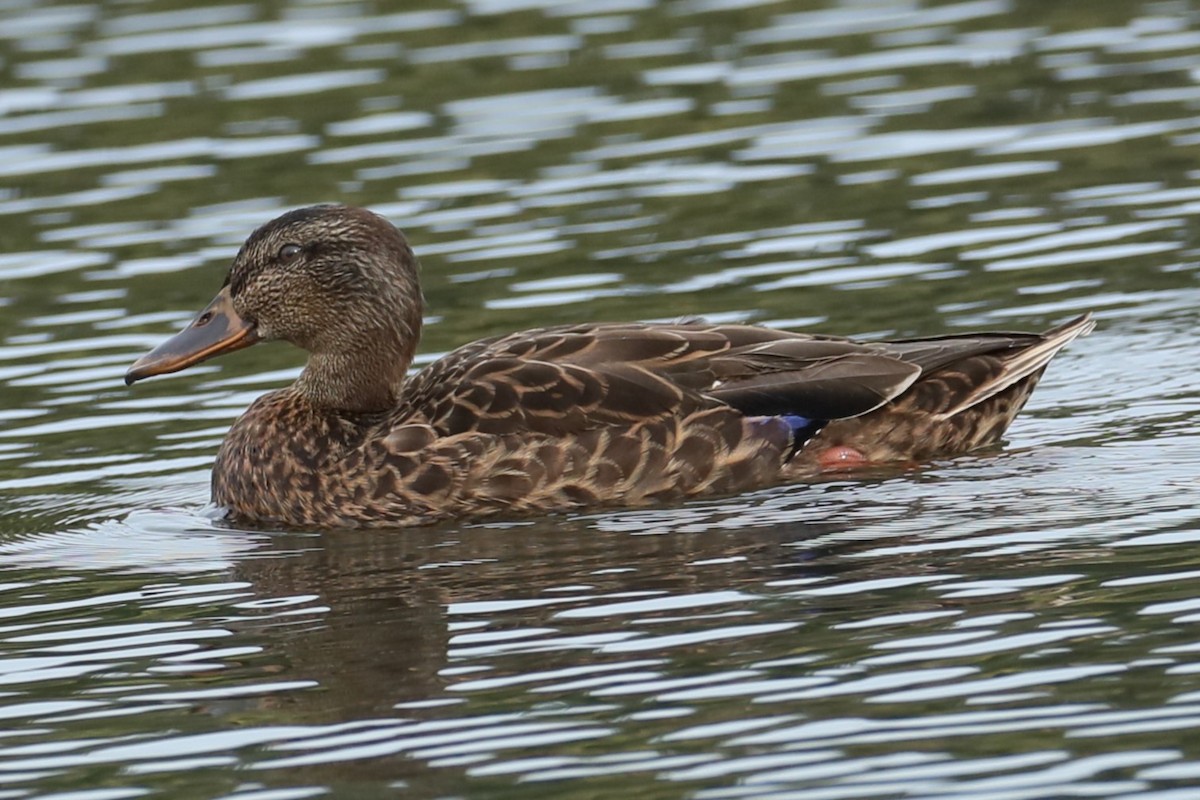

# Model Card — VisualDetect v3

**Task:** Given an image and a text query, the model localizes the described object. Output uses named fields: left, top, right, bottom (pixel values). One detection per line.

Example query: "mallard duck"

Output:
left=126, top=205, right=1093, bottom=529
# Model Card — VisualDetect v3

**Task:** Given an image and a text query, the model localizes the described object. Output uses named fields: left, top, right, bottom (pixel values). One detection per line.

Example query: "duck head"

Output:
left=126, top=205, right=424, bottom=412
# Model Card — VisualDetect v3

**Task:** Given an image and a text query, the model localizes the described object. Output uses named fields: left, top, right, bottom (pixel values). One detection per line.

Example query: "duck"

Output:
left=126, top=204, right=1094, bottom=529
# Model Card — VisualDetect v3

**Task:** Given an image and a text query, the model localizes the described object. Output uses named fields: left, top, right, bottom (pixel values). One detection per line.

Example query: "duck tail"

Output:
left=932, top=312, right=1095, bottom=420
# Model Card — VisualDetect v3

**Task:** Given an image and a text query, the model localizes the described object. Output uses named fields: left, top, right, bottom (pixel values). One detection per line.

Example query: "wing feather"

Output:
left=390, top=316, right=1093, bottom=438
left=709, top=354, right=921, bottom=419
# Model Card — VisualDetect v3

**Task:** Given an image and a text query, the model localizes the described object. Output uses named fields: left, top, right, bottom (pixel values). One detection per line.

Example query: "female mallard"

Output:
left=126, top=205, right=1093, bottom=529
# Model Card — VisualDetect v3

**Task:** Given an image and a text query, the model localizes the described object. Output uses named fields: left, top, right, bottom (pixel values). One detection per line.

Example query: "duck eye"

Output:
left=278, top=243, right=302, bottom=260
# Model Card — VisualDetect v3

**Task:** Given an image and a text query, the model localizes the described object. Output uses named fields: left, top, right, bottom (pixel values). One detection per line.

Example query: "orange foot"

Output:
left=817, top=445, right=869, bottom=471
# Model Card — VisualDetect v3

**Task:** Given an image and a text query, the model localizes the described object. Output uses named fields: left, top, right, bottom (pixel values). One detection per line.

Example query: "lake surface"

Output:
left=1, top=0, right=1199, bottom=797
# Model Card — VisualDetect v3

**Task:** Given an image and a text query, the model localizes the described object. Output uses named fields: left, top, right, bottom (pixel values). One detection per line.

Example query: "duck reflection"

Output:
left=225, top=504, right=854, bottom=718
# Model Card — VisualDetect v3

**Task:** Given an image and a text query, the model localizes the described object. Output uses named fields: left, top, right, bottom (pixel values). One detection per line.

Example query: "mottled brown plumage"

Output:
left=126, top=205, right=1094, bottom=529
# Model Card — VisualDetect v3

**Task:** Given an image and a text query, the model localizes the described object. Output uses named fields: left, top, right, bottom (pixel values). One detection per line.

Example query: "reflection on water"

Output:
left=1, top=0, right=1200, bottom=797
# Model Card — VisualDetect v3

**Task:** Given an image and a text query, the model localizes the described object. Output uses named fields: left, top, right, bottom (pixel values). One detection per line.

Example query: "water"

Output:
left=1, top=0, right=1199, bottom=796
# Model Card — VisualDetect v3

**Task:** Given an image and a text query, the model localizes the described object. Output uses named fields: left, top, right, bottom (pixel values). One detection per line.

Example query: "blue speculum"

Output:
left=780, top=414, right=825, bottom=452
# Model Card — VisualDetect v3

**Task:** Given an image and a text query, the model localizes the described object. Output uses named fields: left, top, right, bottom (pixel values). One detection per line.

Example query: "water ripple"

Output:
left=2, top=0, right=1200, bottom=797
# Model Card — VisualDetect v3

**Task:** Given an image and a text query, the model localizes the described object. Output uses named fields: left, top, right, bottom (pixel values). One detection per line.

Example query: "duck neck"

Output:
left=295, top=332, right=417, bottom=414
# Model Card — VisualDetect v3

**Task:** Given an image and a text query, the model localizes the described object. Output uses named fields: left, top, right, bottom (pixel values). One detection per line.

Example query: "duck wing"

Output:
left=395, top=323, right=927, bottom=436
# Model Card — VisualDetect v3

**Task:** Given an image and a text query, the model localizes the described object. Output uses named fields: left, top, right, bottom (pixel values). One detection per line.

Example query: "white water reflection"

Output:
left=0, top=511, right=254, bottom=573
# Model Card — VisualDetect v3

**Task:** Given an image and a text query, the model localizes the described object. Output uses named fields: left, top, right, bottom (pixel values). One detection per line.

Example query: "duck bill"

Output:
left=125, top=286, right=260, bottom=385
